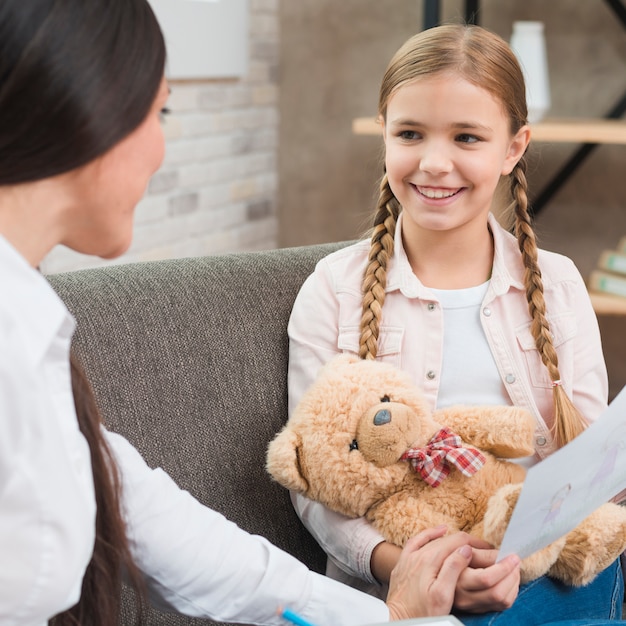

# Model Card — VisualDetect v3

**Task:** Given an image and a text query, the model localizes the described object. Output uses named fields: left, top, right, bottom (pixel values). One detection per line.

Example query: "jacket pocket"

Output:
left=338, top=326, right=404, bottom=367
left=515, top=312, right=577, bottom=389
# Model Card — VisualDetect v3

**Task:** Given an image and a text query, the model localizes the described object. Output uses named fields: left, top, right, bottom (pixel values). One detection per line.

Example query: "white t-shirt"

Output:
left=431, top=282, right=536, bottom=470
left=430, top=281, right=509, bottom=408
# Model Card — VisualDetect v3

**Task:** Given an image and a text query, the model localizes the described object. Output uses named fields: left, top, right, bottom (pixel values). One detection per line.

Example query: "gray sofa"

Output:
left=47, top=242, right=347, bottom=625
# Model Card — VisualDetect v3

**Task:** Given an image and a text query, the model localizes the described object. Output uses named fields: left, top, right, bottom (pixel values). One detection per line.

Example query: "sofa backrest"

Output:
left=47, top=242, right=348, bottom=625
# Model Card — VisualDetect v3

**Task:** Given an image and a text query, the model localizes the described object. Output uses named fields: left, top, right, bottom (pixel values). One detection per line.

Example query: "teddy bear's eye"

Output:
left=381, top=395, right=391, bottom=403
left=349, top=439, right=359, bottom=451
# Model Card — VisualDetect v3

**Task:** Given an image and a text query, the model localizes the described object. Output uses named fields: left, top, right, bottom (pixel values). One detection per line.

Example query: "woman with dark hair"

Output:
left=0, top=2, right=505, bottom=624
left=0, top=1, right=167, bottom=623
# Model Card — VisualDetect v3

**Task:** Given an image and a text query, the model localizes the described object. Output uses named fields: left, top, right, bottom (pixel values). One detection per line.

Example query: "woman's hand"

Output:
left=385, top=527, right=476, bottom=620
left=453, top=542, right=521, bottom=613
left=384, top=528, right=521, bottom=621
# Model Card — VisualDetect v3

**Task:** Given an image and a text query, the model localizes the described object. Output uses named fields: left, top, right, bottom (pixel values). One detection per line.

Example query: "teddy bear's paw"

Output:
left=482, top=483, right=523, bottom=547
left=519, top=539, right=565, bottom=583
left=549, top=503, right=626, bottom=587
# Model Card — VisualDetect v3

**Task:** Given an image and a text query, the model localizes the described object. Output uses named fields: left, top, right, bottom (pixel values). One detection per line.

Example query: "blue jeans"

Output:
left=455, top=559, right=624, bottom=625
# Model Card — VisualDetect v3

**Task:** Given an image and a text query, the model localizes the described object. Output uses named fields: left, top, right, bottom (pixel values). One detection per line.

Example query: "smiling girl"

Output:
left=287, top=24, right=620, bottom=624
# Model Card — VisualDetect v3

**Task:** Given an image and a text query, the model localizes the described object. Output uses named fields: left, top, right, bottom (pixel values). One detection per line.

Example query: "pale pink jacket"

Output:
left=287, top=212, right=608, bottom=590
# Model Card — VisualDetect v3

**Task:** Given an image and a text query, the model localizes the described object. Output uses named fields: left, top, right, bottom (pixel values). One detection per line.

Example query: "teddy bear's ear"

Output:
left=266, top=428, right=309, bottom=494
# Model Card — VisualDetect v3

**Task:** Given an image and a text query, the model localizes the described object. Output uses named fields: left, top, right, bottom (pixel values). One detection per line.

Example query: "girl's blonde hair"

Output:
left=359, top=24, right=587, bottom=447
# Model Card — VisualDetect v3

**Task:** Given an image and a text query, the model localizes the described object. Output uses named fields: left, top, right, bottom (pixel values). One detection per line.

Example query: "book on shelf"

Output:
left=589, top=269, right=626, bottom=299
left=597, top=249, right=626, bottom=275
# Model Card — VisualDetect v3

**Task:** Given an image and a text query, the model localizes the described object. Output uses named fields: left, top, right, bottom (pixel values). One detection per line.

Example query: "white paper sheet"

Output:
left=498, top=385, right=626, bottom=560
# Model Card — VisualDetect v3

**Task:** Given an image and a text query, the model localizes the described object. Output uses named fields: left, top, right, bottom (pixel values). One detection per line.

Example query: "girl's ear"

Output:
left=501, top=124, right=531, bottom=175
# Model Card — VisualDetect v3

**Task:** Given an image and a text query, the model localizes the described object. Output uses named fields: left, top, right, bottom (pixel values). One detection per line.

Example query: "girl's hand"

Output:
left=453, top=544, right=521, bottom=613
left=385, top=526, right=477, bottom=620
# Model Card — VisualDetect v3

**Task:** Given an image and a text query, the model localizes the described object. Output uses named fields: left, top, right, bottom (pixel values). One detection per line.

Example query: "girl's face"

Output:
left=61, top=77, right=170, bottom=259
left=382, top=74, right=529, bottom=238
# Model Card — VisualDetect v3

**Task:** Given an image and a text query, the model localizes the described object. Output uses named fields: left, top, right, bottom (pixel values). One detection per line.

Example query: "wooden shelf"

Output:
left=352, top=117, right=626, bottom=145
left=532, top=119, right=626, bottom=144
left=352, top=117, right=383, bottom=135
left=589, top=292, right=626, bottom=316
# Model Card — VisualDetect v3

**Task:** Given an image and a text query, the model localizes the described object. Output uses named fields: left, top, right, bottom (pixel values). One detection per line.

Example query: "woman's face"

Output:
left=61, top=77, right=170, bottom=259
left=382, top=73, right=529, bottom=239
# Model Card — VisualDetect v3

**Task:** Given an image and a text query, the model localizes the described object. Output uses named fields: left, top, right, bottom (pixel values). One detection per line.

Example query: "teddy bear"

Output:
left=266, top=354, right=626, bottom=586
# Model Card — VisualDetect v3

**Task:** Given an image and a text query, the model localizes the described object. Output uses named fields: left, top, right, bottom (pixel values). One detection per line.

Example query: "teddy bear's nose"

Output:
left=373, top=409, right=391, bottom=426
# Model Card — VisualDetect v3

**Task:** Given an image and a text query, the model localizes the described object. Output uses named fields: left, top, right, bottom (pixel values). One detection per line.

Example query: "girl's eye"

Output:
left=456, top=133, right=479, bottom=144
left=398, top=130, right=420, bottom=141
left=159, top=107, right=171, bottom=122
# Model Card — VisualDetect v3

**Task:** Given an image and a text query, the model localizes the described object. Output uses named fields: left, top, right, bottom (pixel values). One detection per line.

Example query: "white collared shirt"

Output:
left=0, top=236, right=96, bottom=625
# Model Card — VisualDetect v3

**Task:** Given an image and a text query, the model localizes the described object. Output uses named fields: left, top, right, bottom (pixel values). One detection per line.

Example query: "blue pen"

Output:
left=279, top=607, right=318, bottom=626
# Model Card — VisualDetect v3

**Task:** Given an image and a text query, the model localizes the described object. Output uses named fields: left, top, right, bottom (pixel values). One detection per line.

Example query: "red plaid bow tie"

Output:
left=400, top=427, right=486, bottom=488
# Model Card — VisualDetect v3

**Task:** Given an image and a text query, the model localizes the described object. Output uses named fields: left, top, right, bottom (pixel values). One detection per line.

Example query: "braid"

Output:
left=359, top=173, right=399, bottom=360
left=511, top=160, right=587, bottom=446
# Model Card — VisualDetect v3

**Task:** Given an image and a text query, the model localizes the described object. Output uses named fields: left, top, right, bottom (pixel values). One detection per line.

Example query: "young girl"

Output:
left=0, top=3, right=503, bottom=624
left=287, top=24, right=623, bottom=624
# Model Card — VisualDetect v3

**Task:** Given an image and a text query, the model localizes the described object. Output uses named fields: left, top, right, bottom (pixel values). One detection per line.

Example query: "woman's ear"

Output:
left=502, top=124, right=531, bottom=175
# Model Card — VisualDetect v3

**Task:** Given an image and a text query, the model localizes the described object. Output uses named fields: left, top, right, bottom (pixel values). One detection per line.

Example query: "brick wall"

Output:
left=42, top=0, right=279, bottom=274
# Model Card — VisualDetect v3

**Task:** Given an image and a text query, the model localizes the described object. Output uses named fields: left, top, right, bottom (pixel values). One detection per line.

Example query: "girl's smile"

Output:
left=412, top=185, right=465, bottom=203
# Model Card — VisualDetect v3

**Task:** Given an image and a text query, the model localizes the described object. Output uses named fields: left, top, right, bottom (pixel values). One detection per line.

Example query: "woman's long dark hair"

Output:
left=0, top=0, right=166, bottom=622
left=0, top=0, right=166, bottom=182
left=53, top=354, right=147, bottom=625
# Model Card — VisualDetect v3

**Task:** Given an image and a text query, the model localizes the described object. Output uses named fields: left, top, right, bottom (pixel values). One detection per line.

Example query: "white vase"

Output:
left=510, top=21, right=551, bottom=123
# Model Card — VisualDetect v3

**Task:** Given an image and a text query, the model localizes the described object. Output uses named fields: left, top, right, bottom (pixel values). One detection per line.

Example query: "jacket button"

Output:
left=536, top=436, right=547, bottom=446
left=426, top=370, right=436, bottom=380
left=505, top=374, right=516, bottom=384
left=482, top=307, right=492, bottom=317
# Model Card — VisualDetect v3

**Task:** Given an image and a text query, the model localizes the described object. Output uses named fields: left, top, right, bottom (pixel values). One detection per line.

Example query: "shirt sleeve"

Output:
left=0, top=340, right=95, bottom=624
left=291, top=491, right=386, bottom=585
left=287, top=270, right=342, bottom=415
left=105, top=431, right=390, bottom=625
left=287, top=267, right=386, bottom=583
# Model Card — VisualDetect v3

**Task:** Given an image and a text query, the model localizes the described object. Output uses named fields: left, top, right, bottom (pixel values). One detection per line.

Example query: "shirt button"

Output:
left=426, top=370, right=436, bottom=380
left=536, top=436, right=547, bottom=447
left=427, top=302, right=436, bottom=311
left=505, top=374, right=516, bottom=384
left=482, top=307, right=492, bottom=317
